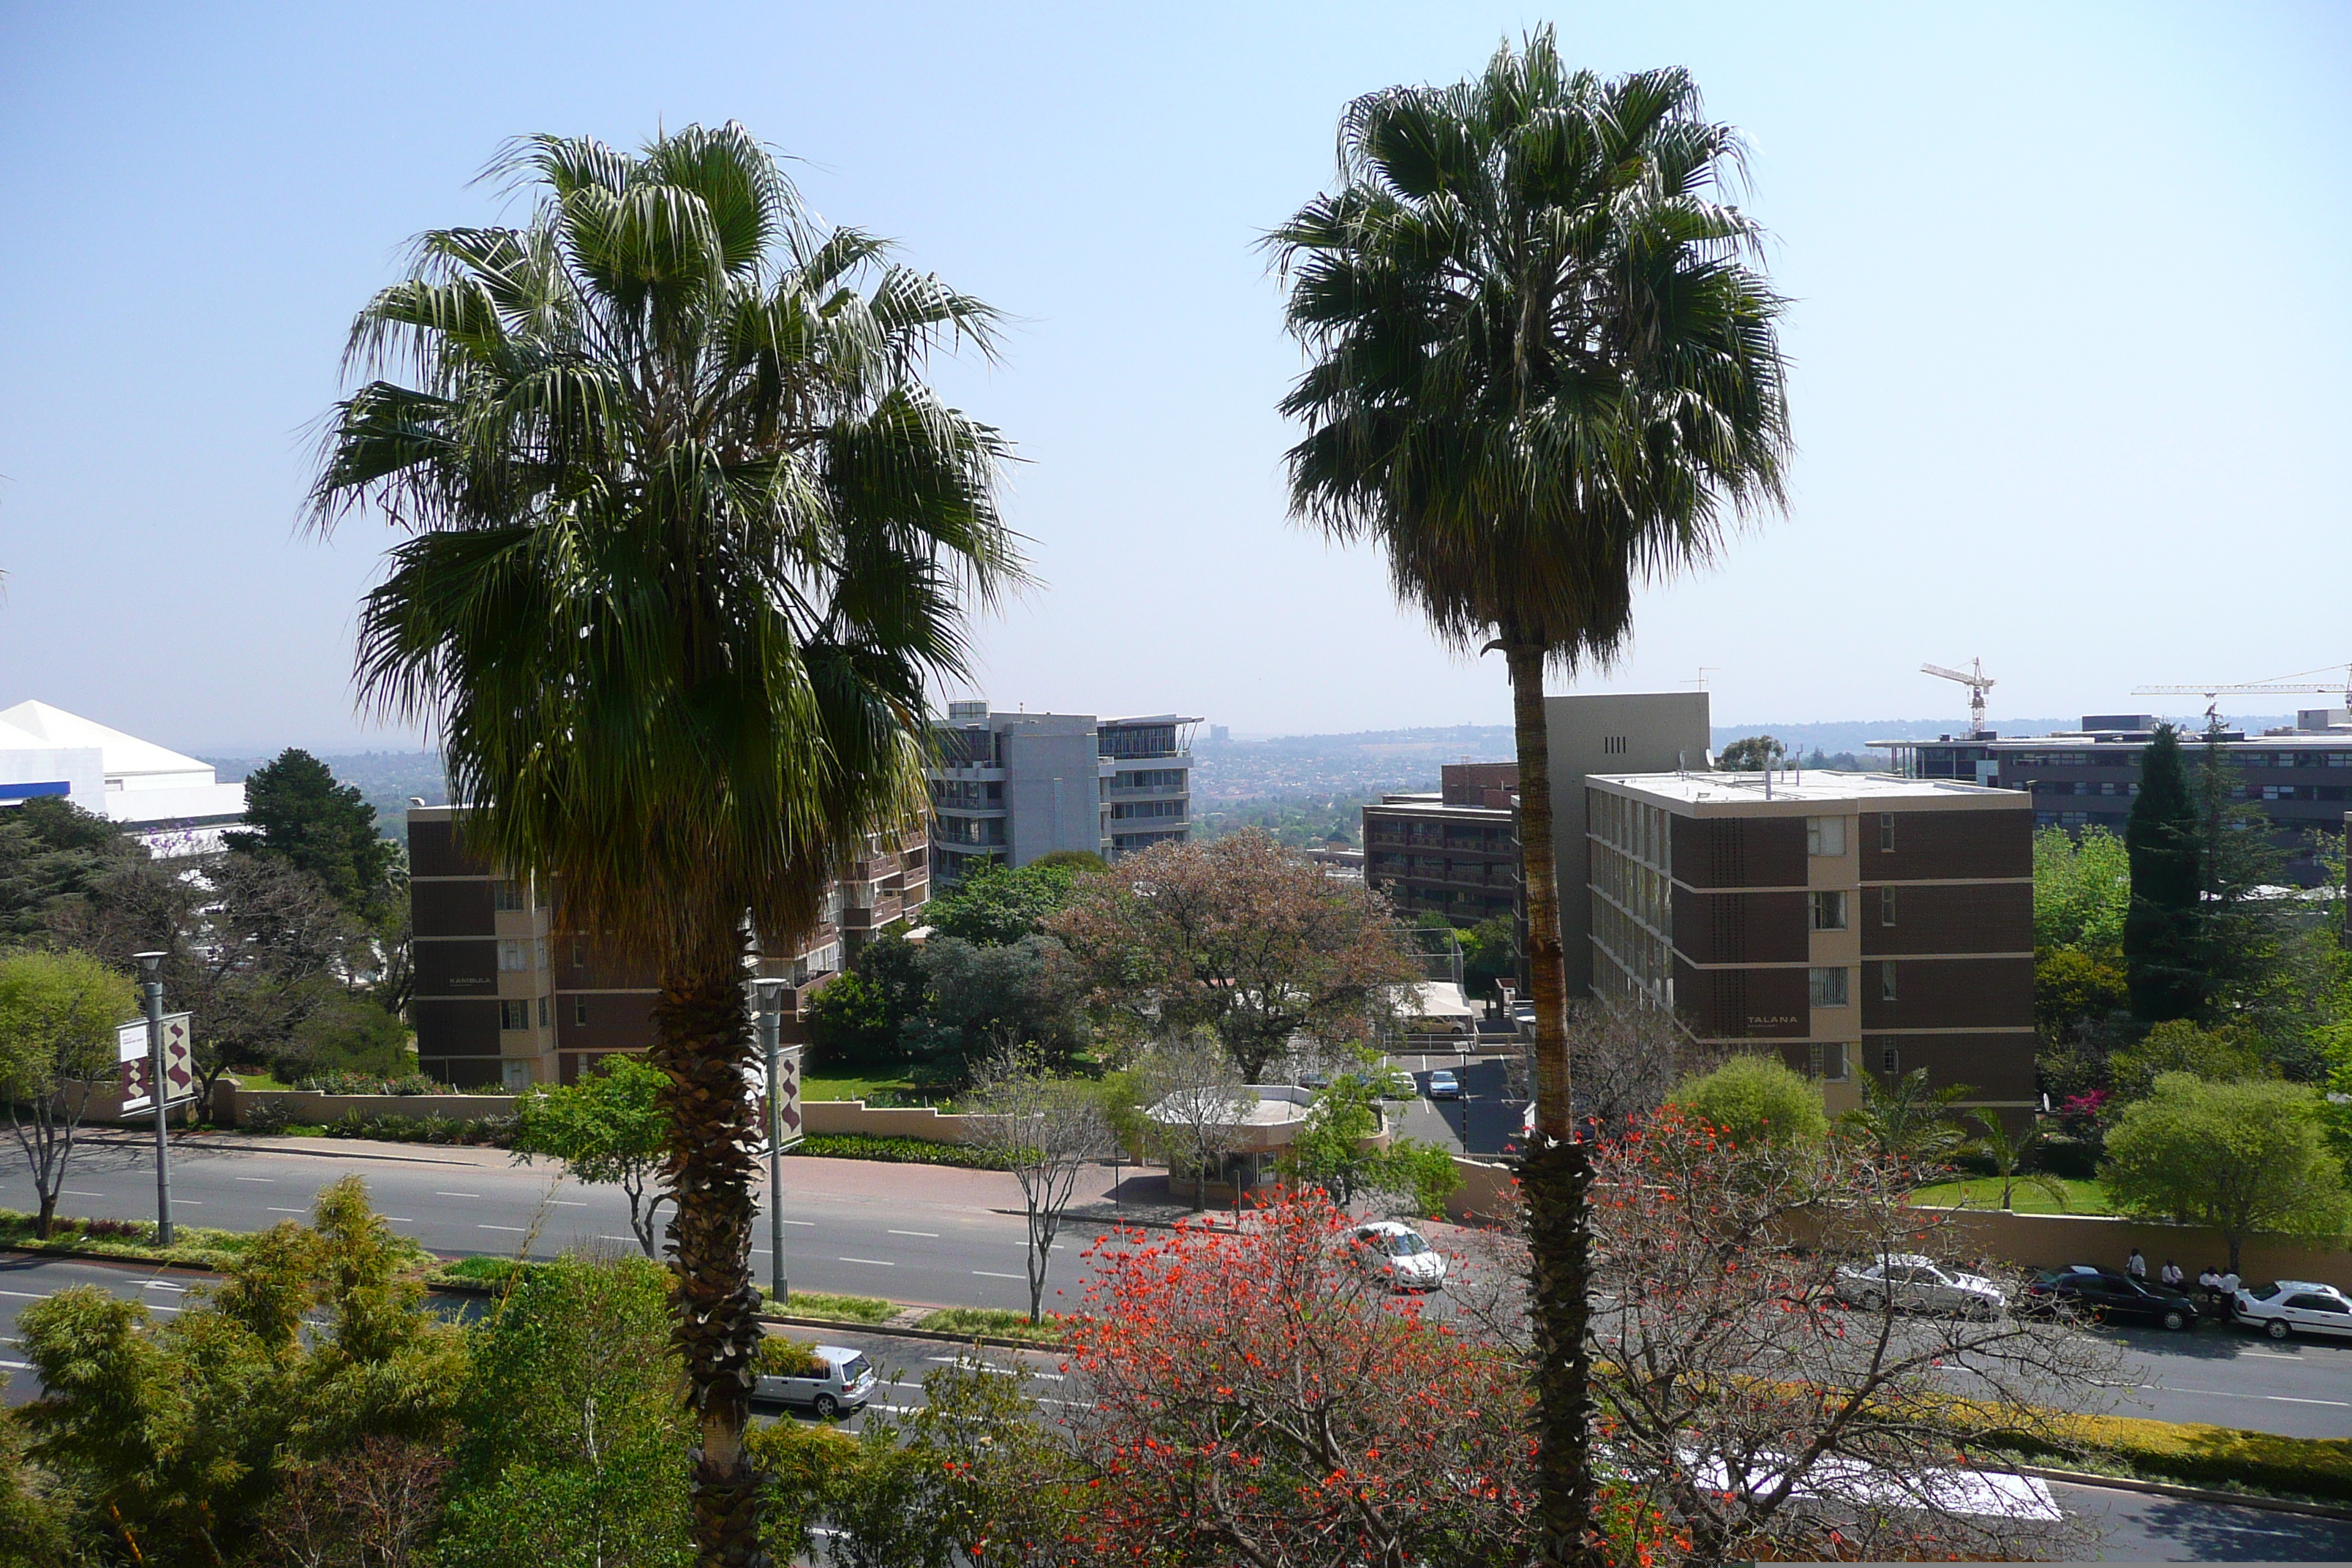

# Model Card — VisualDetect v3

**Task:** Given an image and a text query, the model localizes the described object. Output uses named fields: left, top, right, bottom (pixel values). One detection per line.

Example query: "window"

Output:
left=571, top=937, right=585, bottom=967
left=1878, top=813, right=1896, bottom=852
left=500, top=998, right=529, bottom=1030
left=1880, top=961, right=1899, bottom=1002
left=1880, top=1042, right=1901, bottom=1075
left=1808, top=966, right=1849, bottom=1008
left=497, top=939, right=530, bottom=973
left=1809, top=1041, right=1850, bottom=1081
left=573, top=996, right=589, bottom=1028
left=538, top=995, right=550, bottom=1028
left=1878, top=886, right=1896, bottom=926
left=1806, top=816, right=1847, bottom=856
left=492, top=880, right=524, bottom=911
left=1809, top=891, right=1847, bottom=930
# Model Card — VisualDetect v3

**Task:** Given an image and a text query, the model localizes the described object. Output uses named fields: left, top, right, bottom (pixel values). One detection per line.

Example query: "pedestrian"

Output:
left=2127, top=1247, right=2146, bottom=1283
left=2220, top=1267, right=2242, bottom=1300
left=2161, top=1259, right=2185, bottom=1290
left=2198, top=1264, right=2223, bottom=1305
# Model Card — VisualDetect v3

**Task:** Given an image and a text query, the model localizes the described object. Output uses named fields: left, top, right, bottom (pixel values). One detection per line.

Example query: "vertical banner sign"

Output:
left=774, top=1045, right=804, bottom=1150
left=157, top=1013, right=195, bottom=1106
left=117, top=1020, right=153, bottom=1114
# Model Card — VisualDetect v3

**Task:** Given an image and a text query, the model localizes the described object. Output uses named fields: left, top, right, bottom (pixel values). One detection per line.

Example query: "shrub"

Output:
left=752, top=1336, right=825, bottom=1378
left=242, top=1101, right=297, bottom=1136
left=1665, top=1053, right=1829, bottom=1146
left=322, top=1111, right=516, bottom=1147
left=913, top=1306, right=1061, bottom=1343
left=761, top=1289, right=894, bottom=1325
left=782, top=1133, right=1008, bottom=1169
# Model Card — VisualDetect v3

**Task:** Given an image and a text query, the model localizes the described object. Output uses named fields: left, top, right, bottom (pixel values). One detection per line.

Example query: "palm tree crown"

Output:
left=1272, top=30, right=1790, bottom=666
left=314, top=121, right=1017, bottom=962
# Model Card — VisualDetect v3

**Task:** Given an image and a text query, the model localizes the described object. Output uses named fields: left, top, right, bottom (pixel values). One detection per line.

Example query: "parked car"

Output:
left=2233, top=1279, right=2352, bottom=1341
left=1425, top=1069, right=1463, bottom=1099
left=2022, top=1265, right=2200, bottom=1331
left=1374, top=1068, right=1418, bottom=1101
left=1350, top=1221, right=1447, bottom=1292
left=1834, top=1254, right=2005, bottom=1318
left=751, top=1339, right=878, bottom=1419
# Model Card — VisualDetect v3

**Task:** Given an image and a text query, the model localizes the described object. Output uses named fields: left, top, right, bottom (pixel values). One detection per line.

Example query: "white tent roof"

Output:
left=0, top=701, right=214, bottom=781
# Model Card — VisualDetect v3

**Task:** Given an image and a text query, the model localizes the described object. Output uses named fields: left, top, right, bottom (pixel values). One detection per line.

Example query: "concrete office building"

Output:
left=1877, top=711, right=2352, bottom=883
left=1586, top=770, right=2035, bottom=1119
left=407, top=804, right=924, bottom=1087
left=1363, top=763, right=1521, bottom=927
left=927, top=701, right=1199, bottom=885
left=0, top=701, right=246, bottom=857
left=1545, top=692, right=1714, bottom=996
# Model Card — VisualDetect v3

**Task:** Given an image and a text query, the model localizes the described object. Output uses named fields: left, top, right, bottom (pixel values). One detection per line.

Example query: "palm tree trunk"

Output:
left=650, top=924, right=767, bottom=1568
left=1507, top=641, right=1596, bottom=1568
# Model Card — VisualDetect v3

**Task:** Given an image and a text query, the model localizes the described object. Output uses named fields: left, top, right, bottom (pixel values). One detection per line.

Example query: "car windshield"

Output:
left=2247, top=1282, right=2285, bottom=1301
left=1387, top=1233, right=1431, bottom=1256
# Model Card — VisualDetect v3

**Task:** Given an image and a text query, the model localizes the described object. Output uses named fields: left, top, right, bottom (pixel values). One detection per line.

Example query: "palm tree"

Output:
left=1966, top=1111, right=2070, bottom=1212
left=1271, top=33, right=1789, bottom=1564
left=1839, top=1068, right=1975, bottom=1171
left=311, top=124, right=1015, bottom=1565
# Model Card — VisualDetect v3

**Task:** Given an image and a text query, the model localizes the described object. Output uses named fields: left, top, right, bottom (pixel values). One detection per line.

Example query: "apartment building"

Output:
left=1875, top=711, right=2352, bottom=883
left=408, top=804, right=925, bottom=1087
left=1586, top=770, right=2035, bottom=1119
left=1363, top=764, right=1521, bottom=927
left=927, top=701, right=1199, bottom=885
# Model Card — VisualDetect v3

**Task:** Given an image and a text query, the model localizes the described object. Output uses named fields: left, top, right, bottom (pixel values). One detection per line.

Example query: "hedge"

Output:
left=0, top=1207, right=431, bottom=1274
left=783, top=1133, right=1009, bottom=1170
left=1964, top=1406, right=2352, bottom=1502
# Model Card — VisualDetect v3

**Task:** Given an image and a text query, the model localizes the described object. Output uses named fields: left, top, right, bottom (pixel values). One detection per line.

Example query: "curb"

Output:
left=0, top=1243, right=227, bottom=1275
left=74, top=1133, right=497, bottom=1169
left=426, top=1275, right=1059, bottom=1352
left=2018, top=1463, right=2352, bottom=1520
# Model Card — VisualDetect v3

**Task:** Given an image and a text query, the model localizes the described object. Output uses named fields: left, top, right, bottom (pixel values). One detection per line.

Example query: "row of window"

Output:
left=491, top=880, right=540, bottom=911
left=1110, top=769, right=1187, bottom=792
left=497, top=938, right=549, bottom=973
left=931, top=779, right=1003, bottom=810
left=1110, top=797, right=1186, bottom=820
left=2004, top=749, right=2352, bottom=769
left=937, top=815, right=1007, bottom=846
left=500, top=994, right=603, bottom=1031
left=1807, top=815, right=1901, bottom=856
left=1809, top=887, right=1901, bottom=930
left=1099, top=725, right=1179, bottom=758
left=1591, top=791, right=1672, bottom=870
left=1591, top=841, right=1670, bottom=941
left=1806, top=961, right=1901, bottom=1008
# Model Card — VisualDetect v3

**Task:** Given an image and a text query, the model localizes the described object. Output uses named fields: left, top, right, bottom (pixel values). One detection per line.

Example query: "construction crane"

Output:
left=1921, top=659, right=1996, bottom=736
left=2132, top=664, right=2352, bottom=717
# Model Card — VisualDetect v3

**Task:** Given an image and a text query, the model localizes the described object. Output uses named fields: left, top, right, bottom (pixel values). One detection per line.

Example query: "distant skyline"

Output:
left=4, top=3, right=2347, bottom=756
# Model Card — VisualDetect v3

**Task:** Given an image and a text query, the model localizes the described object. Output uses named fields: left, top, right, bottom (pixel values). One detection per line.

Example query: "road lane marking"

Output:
left=838, top=1257, right=895, bottom=1267
left=0, top=1361, right=25, bottom=1370
left=973, top=1271, right=1024, bottom=1280
left=600, top=1236, right=636, bottom=1244
left=234, top=1177, right=274, bottom=1183
left=385, top=1217, right=413, bottom=1224
left=140, top=1284, right=187, bottom=1293
left=436, top=1191, right=481, bottom=1199
left=0, top=1291, right=48, bottom=1300
left=889, top=1230, right=939, bottom=1238
left=549, top=1200, right=587, bottom=1207
left=177, top=1201, right=202, bottom=1206
left=61, top=1191, right=105, bottom=1197
left=266, top=1207, right=305, bottom=1213
left=2140, top=1384, right=2352, bottom=1408
left=479, top=1224, right=528, bottom=1233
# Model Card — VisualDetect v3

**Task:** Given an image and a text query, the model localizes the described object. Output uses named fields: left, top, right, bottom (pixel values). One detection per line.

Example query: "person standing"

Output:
left=2127, top=1247, right=2147, bottom=1283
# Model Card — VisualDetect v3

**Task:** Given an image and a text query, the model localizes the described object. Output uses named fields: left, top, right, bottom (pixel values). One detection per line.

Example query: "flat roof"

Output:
left=1588, top=770, right=2027, bottom=812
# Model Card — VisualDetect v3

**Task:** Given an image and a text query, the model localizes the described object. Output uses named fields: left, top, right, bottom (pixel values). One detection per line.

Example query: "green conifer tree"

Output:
left=223, top=750, right=399, bottom=919
left=2123, top=724, right=2203, bottom=1021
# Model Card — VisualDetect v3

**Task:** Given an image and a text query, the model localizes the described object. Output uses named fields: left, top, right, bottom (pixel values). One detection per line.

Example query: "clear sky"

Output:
left=3, top=2, right=2347, bottom=755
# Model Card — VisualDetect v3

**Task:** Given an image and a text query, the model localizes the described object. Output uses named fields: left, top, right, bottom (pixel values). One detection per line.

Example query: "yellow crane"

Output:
left=1921, top=659, right=1995, bottom=736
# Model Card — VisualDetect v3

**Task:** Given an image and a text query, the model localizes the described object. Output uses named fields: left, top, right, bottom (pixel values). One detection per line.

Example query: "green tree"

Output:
left=1029, top=848, right=1107, bottom=875
left=1460, top=911, right=1519, bottom=1000
left=1839, top=1067, right=1974, bottom=1171
left=1964, top=1112, right=2069, bottom=1213
left=2101, top=1073, right=2351, bottom=1272
left=1714, top=736, right=1784, bottom=772
left=2192, top=722, right=2295, bottom=1018
left=0, top=796, right=138, bottom=943
left=2035, top=946, right=2128, bottom=1035
left=905, top=934, right=1090, bottom=1082
left=2125, top=724, right=2204, bottom=1022
left=310, top=122, right=1014, bottom=1558
left=437, top=1254, right=691, bottom=1568
left=0, top=949, right=136, bottom=1237
left=922, top=861, right=1079, bottom=946
left=1271, top=35, right=1790, bottom=1558
left=224, top=749, right=402, bottom=921
left=2107, top=1018, right=2267, bottom=1103
left=803, top=969, right=900, bottom=1071
left=2033, top=823, right=2130, bottom=955
left=1664, top=1054, right=1828, bottom=1147
left=513, top=1057, right=674, bottom=1258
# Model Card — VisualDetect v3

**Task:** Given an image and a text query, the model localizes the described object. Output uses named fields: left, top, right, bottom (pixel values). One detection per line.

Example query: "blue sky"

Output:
left=3, top=2, right=2347, bottom=753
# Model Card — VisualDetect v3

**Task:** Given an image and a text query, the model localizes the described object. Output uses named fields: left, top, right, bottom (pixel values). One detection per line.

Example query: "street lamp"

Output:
left=132, top=951, right=173, bottom=1244
left=754, top=976, right=790, bottom=1308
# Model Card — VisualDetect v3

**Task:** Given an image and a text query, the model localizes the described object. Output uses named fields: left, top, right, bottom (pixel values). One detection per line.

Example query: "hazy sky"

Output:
left=4, top=3, right=2347, bottom=755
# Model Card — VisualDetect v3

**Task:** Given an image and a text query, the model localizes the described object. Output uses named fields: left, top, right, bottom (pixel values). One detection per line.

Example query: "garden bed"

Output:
left=760, top=1288, right=897, bottom=1325
left=0, top=1207, right=432, bottom=1274
left=913, top=1305, right=1063, bottom=1343
left=783, top=1133, right=1009, bottom=1169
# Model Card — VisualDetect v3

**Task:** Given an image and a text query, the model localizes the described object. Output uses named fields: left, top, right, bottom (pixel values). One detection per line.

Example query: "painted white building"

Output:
left=0, top=701, right=246, bottom=856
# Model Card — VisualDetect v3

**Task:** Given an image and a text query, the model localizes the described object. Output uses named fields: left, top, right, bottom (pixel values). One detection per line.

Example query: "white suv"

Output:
left=2234, top=1280, right=2352, bottom=1341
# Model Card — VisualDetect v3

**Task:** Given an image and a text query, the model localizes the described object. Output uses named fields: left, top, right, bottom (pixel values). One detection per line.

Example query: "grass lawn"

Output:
left=225, top=1069, right=296, bottom=1092
left=801, top=1073, right=915, bottom=1103
left=1909, top=1175, right=2114, bottom=1215
left=763, top=1288, right=896, bottom=1324
left=915, top=1305, right=1063, bottom=1343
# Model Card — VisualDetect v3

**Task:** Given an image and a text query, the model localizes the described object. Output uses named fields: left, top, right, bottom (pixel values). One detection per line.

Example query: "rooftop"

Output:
left=1590, top=770, right=2026, bottom=810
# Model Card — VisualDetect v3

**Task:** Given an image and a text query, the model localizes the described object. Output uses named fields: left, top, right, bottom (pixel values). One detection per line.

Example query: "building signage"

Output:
left=116, top=1013, right=195, bottom=1114
left=774, top=1046, right=803, bottom=1151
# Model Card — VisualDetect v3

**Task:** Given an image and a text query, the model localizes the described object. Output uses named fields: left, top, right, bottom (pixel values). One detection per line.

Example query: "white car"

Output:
left=753, top=1342, right=878, bottom=1418
left=1425, top=1069, right=1463, bottom=1099
left=2234, top=1280, right=2352, bottom=1341
left=1836, top=1254, right=2005, bottom=1318
left=1352, top=1221, right=1447, bottom=1292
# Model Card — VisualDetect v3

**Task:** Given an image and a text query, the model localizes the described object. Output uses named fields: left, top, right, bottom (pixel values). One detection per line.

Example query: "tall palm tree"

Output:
left=311, top=124, right=1015, bottom=1565
left=1272, top=33, right=1789, bottom=1565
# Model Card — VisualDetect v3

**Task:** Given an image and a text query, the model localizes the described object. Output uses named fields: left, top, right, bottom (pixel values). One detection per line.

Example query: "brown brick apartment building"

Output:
left=1586, top=772, right=2035, bottom=1117
left=408, top=804, right=927, bottom=1087
left=1362, top=763, right=1522, bottom=927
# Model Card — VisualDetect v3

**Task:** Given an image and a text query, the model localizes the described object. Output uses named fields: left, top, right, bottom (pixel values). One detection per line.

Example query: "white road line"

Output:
left=436, top=1191, right=481, bottom=1199
left=0, top=1361, right=26, bottom=1370
left=0, top=1291, right=49, bottom=1300
left=266, top=1207, right=304, bottom=1213
left=778, top=1218, right=814, bottom=1226
left=599, top=1236, right=637, bottom=1244
left=2141, top=1384, right=2352, bottom=1408
left=549, top=1200, right=588, bottom=1207
left=234, top=1177, right=274, bottom=1183
left=385, top=1217, right=414, bottom=1224
left=973, top=1271, right=1024, bottom=1280
left=140, top=1284, right=187, bottom=1293
left=889, top=1229, right=940, bottom=1238
left=479, top=1224, right=528, bottom=1233
left=61, top=1191, right=105, bottom=1197
left=177, top=1201, right=202, bottom=1206
left=838, top=1257, right=895, bottom=1267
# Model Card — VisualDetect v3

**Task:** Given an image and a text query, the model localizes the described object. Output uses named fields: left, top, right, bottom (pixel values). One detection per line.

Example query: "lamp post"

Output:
left=132, top=951, right=173, bottom=1245
left=755, top=976, right=789, bottom=1308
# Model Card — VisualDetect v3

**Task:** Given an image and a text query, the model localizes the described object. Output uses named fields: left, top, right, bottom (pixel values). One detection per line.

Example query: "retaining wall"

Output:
left=215, top=1084, right=519, bottom=1127
left=1924, top=1207, right=2352, bottom=1294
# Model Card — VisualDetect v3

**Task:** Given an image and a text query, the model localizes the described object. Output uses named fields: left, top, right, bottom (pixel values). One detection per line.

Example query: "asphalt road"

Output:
left=0, top=1134, right=1096, bottom=1315
left=2, top=1254, right=2333, bottom=1564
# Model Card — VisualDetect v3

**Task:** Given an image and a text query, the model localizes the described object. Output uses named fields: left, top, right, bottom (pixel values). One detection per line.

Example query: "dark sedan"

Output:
left=2022, top=1265, right=2201, bottom=1331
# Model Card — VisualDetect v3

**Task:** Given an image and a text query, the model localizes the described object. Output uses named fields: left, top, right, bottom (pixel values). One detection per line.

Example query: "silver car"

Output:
left=2234, top=1280, right=2352, bottom=1341
left=1836, top=1254, right=2005, bottom=1318
left=1351, top=1221, right=1448, bottom=1292
left=753, top=1343, right=878, bottom=1419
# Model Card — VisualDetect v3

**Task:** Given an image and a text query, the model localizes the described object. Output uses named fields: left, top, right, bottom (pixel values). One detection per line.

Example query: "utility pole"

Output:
left=755, top=976, right=788, bottom=1307
left=134, top=951, right=173, bottom=1244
